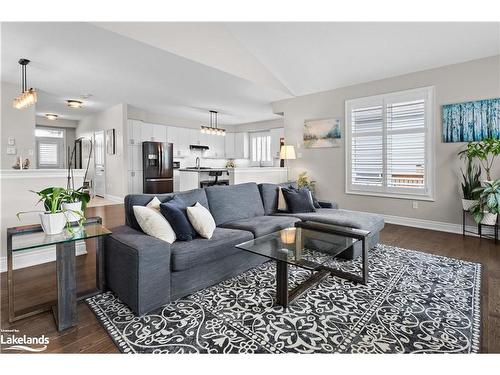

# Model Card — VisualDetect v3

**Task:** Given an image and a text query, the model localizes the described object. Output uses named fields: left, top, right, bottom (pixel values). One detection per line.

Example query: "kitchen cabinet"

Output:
left=140, top=123, right=154, bottom=142
left=270, top=127, right=285, bottom=159
left=204, top=134, right=225, bottom=158
left=224, top=133, right=235, bottom=158
left=234, top=132, right=249, bottom=159
left=128, top=145, right=142, bottom=171
left=128, top=170, right=143, bottom=194
left=177, top=127, right=191, bottom=156
left=127, top=120, right=142, bottom=145
left=152, top=124, right=167, bottom=142
left=189, top=128, right=200, bottom=146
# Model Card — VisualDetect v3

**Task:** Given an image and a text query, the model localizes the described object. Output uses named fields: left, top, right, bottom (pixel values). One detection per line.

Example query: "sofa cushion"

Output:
left=274, top=208, right=385, bottom=233
left=205, top=183, right=266, bottom=225
left=221, top=215, right=300, bottom=238
left=259, top=183, right=280, bottom=215
left=125, top=188, right=209, bottom=231
left=170, top=227, right=254, bottom=271
left=281, top=187, right=316, bottom=213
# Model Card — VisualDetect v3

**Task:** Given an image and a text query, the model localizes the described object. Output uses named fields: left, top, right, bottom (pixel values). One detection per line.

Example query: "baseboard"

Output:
left=0, top=241, right=87, bottom=273
left=383, top=214, right=480, bottom=236
left=104, top=194, right=124, bottom=203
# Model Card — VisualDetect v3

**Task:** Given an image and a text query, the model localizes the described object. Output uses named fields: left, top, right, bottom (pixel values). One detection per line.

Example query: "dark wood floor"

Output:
left=1, top=204, right=499, bottom=353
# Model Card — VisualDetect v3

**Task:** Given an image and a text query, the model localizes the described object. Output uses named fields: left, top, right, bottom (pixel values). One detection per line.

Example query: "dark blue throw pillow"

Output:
left=160, top=196, right=197, bottom=241
left=281, top=187, right=316, bottom=213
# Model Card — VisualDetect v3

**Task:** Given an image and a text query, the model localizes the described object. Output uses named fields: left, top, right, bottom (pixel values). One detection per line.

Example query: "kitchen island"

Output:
left=179, top=167, right=288, bottom=191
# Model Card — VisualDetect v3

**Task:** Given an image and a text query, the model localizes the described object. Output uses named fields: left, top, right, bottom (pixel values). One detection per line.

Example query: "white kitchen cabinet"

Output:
left=225, top=133, right=235, bottom=158
left=128, top=170, right=143, bottom=194
left=234, top=132, right=249, bottom=159
left=189, top=128, right=200, bottom=146
left=177, top=127, right=191, bottom=156
left=173, top=170, right=180, bottom=192
left=214, top=135, right=225, bottom=158
left=270, top=127, right=285, bottom=159
left=128, top=145, right=142, bottom=171
left=152, top=124, right=167, bottom=142
left=127, top=120, right=142, bottom=145
left=140, top=123, right=154, bottom=142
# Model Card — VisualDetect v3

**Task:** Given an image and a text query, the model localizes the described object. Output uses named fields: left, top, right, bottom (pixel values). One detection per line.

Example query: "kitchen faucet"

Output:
left=195, top=157, right=200, bottom=169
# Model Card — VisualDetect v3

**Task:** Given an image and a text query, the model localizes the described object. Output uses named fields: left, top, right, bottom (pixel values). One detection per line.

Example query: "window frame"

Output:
left=249, top=131, right=273, bottom=167
left=35, top=126, right=66, bottom=169
left=345, top=86, right=435, bottom=201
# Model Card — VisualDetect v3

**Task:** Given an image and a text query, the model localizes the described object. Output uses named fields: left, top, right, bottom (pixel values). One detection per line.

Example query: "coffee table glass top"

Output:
left=236, top=227, right=359, bottom=270
left=10, top=223, right=112, bottom=252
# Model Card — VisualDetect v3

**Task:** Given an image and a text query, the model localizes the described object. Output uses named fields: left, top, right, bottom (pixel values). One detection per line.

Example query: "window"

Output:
left=36, top=126, right=65, bottom=169
left=345, top=87, right=434, bottom=200
left=250, top=131, right=272, bottom=166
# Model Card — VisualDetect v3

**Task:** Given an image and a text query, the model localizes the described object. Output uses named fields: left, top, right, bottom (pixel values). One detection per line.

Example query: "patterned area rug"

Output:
left=86, top=244, right=481, bottom=353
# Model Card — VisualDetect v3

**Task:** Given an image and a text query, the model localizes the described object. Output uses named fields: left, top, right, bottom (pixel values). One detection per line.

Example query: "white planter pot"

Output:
left=480, top=212, right=498, bottom=226
left=39, top=212, right=67, bottom=235
left=461, top=199, right=478, bottom=211
left=62, top=201, right=83, bottom=223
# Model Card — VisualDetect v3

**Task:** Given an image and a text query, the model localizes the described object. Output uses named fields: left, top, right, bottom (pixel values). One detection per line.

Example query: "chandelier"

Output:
left=12, top=59, right=37, bottom=110
left=200, top=110, right=226, bottom=136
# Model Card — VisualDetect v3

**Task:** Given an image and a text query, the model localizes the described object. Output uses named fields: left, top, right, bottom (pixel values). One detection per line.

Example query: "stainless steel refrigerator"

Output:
left=142, top=142, right=173, bottom=194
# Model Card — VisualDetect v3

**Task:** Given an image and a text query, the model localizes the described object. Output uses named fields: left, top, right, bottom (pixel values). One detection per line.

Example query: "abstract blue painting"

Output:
left=442, top=98, right=500, bottom=142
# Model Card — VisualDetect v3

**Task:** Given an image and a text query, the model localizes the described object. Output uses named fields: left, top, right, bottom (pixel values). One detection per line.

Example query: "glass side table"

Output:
left=7, top=217, right=112, bottom=331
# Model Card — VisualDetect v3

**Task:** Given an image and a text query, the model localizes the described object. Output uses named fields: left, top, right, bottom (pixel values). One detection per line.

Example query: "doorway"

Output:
left=93, top=131, right=106, bottom=197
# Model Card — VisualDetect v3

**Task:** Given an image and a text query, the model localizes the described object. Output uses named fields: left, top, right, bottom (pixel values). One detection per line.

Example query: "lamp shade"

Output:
left=279, top=145, right=296, bottom=160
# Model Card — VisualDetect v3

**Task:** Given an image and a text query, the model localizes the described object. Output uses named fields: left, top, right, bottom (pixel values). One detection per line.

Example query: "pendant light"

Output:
left=12, top=59, right=37, bottom=110
left=200, top=110, right=226, bottom=136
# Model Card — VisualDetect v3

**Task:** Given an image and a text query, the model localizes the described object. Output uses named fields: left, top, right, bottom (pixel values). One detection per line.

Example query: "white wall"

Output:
left=272, top=55, right=500, bottom=225
left=230, top=118, right=283, bottom=133
left=77, top=103, right=128, bottom=199
left=1, top=81, right=36, bottom=169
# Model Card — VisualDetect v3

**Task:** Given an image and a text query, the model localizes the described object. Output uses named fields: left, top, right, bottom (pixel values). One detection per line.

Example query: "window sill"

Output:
left=345, top=189, right=435, bottom=202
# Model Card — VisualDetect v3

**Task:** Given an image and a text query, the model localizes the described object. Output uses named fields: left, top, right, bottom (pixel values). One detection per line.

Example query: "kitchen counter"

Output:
left=179, top=166, right=287, bottom=191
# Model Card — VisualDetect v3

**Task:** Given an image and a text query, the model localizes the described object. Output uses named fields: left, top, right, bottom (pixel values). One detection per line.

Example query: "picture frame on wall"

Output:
left=106, top=128, right=116, bottom=155
left=442, top=97, right=500, bottom=142
left=303, top=118, right=341, bottom=148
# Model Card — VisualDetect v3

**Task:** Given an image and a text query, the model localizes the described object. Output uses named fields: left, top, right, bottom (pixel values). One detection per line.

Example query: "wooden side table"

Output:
left=7, top=217, right=111, bottom=331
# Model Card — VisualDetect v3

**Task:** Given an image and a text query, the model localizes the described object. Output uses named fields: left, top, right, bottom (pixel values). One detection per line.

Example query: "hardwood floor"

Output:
left=1, top=204, right=499, bottom=353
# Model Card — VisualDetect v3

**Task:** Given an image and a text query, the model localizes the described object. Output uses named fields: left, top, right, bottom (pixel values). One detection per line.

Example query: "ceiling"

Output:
left=2, top=22, right=499, bottom=124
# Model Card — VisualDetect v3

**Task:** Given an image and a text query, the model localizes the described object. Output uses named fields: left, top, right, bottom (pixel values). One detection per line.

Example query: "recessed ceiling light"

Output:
left=66, top=99, right=83, bottom=108
left=45, top=113, right=58, bottom=120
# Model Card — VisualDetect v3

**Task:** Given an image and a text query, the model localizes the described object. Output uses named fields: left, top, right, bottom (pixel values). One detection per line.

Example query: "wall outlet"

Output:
left=28, top=148, right=34, bottom=156
left=412, top=201, right=418, bottom=209
left=6, top=147, right=16, bottom=155
left=8, top=137, right=15, bottom=146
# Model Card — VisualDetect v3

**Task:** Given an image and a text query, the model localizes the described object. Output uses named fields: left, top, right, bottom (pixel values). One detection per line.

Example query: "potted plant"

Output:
left=460, top=157, right=481, bottom=210
left=470, top=179, right=500, bottom=225
left=17, top=187, right=68, bottom=235
left=296, top=171, right=316, bottom=193
left=458, top=138, right=500, bottom=182
left=61, top=187, right=90, bottom=223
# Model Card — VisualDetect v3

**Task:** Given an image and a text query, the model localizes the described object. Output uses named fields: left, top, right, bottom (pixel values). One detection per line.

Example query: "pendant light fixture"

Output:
left=200, top=110, right=226, bottom=136
left=12, top=59, right=37, bottom=110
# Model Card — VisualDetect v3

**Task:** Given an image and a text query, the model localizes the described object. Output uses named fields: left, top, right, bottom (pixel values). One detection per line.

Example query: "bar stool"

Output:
left=200, top=171, right=229, bottom=188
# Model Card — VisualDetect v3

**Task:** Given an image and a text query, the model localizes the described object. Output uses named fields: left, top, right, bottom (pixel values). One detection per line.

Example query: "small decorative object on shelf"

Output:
left=12, top=157, right=30, bottom=170
left=225, top=159, right=235, bottom=168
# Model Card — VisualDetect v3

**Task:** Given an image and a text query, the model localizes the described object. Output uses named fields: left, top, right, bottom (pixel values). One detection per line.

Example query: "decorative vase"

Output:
left=39, top=212, right=67, bottom=235
left=461, top=199, right=478, bottom=211
left=480, top=212, right=498, bottom=226
left=62, top=201, right=83, bottom=223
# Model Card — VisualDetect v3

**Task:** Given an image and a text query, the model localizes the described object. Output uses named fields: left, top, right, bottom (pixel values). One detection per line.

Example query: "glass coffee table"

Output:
left=236, top=221, right=370, bottom=307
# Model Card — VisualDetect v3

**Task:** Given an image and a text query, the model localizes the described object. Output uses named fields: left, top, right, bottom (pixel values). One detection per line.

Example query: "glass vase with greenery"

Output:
left=458, top=138, right=500, bottom=181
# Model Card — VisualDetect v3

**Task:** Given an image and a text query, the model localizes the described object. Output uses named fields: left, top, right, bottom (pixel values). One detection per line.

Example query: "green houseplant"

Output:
left=460, top=157, right=481, bottom=210
left=458, top=138, right=500, bottom=181
left=470, top=179, right=500, bottom=225
left=296, top=171, right=316, bottom=193
left=17, top=187, right=68, bottom=235
left=61, top=187, right=90, bottom=223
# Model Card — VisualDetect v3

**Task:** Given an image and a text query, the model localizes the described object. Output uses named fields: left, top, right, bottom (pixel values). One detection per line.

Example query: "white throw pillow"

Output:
left=133, top=205, right=176, bottom=244
left=278, top=186, right=288, bottom=211
left=187, top=202, right=216, bottom=239
left=146, top=196, right=162, bottom=211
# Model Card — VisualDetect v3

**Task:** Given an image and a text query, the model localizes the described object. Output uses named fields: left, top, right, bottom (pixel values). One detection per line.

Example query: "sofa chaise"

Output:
left=105, top=182, right=384, bottom=315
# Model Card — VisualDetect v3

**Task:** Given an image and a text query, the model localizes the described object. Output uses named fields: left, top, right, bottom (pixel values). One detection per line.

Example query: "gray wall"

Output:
left=272, top=55, right=500, bottom=225
left=1, top=81, right=36, bottom=169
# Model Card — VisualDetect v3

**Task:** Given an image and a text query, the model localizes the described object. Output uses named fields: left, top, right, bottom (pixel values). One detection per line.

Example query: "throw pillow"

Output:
left=160, top=196, right=198, bottom=241
left=277, top=186, right=288, bottom=211
left=133, top=205, right=176, bottom=244
left=187, top=202, right=216, bottom=239
left=146, top=196, right=162, bottom=211
left=281, top=187, right=316, bottom=213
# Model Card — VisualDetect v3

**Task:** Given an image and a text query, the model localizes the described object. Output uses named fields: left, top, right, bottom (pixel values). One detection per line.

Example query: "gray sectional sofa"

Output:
left=106, top=182, right=384, bottom=315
